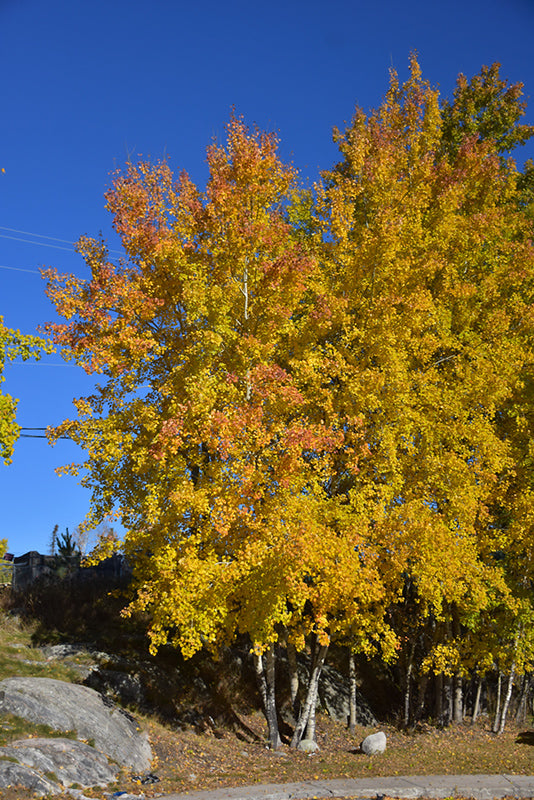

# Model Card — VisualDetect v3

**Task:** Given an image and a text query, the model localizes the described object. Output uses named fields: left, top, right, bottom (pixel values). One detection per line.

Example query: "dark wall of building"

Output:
left=11, top=551, right=130, bottom=591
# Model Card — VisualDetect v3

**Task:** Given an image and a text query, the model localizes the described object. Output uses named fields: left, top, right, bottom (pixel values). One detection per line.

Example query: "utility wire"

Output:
left=0, top=264, right=41, bottom=274
left=8, top=361, right=78, bottom=368
left=19, top=427, right=73, bottom=441
left=19, top=435, right=73, bottom=440
left=0, top=226, right=78, bottom=245
left=0, top=225, right=123, bottom=255
left=0, top=233, right=75, bottom=252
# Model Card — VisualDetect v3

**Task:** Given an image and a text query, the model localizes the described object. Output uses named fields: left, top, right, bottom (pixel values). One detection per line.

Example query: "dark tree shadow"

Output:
left=516, top=731, right=534, bottom=745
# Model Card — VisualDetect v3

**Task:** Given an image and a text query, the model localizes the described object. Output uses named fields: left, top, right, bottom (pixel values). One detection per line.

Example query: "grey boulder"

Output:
left=295, top=657, right=377, bottom=726
left=0, top=759, right=59, bottom=796
left=0, top=676, right=151, bottom=769
left=296, top=738, right=320, bottom=753
left=0, top=737, right=117, bottom=793
left=360, top=730, right=387, bottom=755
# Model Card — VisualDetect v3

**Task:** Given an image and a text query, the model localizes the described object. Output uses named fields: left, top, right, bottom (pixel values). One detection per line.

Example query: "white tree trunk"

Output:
left=404, top=659, right=413, bottom=728
left=254, top=646, right=281, bottom=749
left=493, top=669, right=502, bottom=733
left=472, top=676, right=483, bottom=723
left=498, top=628, right=521, bottom=733
left=348, top=649, right=357, bottom=732
left=290, top=641, right=328, bottom=747
left=453, top=673, right=463, bottom=723
left=498, top=661, right=516, bottom=735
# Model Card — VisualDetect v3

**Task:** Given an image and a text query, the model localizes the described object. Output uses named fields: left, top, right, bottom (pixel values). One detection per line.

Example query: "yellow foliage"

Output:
left=43, top=63, right=534, bottom=681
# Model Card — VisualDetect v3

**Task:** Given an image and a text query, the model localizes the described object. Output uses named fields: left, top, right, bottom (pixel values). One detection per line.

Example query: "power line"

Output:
left=0, top=233, right=75, bottom=252
left=0, top=226, right=78, bottom=245
left=19, top=435, right=73, bottom=440
left=8, top=361, right=78, bottom=368
left=0, top=264, right=41, bottom=274
left=0, top=225, right=123, bottom=255
left=19, top=427, right=73, bottom=441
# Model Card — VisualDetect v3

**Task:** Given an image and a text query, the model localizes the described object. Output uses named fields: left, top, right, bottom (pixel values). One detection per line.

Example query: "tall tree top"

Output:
left=440, top=61, right=534, bottom=158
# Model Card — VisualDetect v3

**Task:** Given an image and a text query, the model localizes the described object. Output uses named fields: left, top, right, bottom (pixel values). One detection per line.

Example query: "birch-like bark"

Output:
left=287, top=641, right=301, bottom=723
left=254, top=646, right=281, bottom=749
left=451, top=608, right=463, bottom=723
left=444, top=674, right=452, bottom=726
left=404, top=660, right=413, bottom=728
left=498, top=660, right=516, bottom=735
left=453, top=673, right=463, bottom=723
left=348, top=649, right=357, bottom=733
left=493, top=669, right=502, bottom=733
left=472, top=676, right=483, bottom=723
left=304, top=643, right=328, bottom=743
left=290, top=642, right=328, bottom=747
left=305, top=698, right=317, bottom=742
left=403, top=639, right=416, bottom=728
left=498, top=629, right=520, bottom=735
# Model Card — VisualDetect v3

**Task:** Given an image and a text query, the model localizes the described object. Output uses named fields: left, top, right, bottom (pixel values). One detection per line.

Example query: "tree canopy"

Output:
left=44, top=58, right=534, bottom=738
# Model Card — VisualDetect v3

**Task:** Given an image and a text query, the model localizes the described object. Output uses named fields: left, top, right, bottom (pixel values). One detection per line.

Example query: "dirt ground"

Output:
left=2, top=712, right=534, bottom=799
left=101, top=712, right=534, bottom=799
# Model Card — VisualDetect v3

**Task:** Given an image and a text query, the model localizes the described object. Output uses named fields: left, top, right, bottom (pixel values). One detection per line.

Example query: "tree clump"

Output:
left=43, top=58, right=534, bottom=741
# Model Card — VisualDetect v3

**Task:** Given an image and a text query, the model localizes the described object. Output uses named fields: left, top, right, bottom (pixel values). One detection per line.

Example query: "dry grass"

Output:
left=11, top=712, right=531, bottom=800
left=0, top=607, right=89, bottom=687
left=121, top=713, right=534, bottom=798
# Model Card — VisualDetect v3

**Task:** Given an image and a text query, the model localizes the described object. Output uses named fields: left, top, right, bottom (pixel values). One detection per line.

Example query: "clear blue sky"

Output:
left=2, top=0, right=534, bottom=556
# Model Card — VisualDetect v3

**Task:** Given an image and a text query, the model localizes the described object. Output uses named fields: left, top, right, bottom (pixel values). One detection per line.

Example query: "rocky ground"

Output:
left=1, top=593, right=534, bottom=799
left=5, top=707, right=534, bottom=800
left=140, top=713, right=534, bottom=797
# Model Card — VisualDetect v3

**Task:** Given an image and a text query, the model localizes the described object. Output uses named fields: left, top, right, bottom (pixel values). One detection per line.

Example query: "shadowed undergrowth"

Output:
left=1, top=585, right=534, bottom=799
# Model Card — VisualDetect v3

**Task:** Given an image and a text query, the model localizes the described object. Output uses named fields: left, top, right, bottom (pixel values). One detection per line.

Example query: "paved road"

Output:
left=154, top=775, right=534, bottom=800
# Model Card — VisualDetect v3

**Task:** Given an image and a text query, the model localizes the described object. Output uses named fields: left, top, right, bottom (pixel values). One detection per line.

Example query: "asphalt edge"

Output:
left=156, top=774, right=534, bottom=800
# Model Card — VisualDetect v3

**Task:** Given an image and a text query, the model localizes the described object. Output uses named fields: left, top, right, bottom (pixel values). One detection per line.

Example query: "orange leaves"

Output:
left=44, top=114, right=338, bottom=660
left=106, top=160, right=175, bottom=259
left=44, top=245, right=164, bottom=377
left=207, top=116, right=295, bottom=206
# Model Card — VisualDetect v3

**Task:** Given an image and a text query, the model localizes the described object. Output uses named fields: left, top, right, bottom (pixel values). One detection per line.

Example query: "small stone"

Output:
left=297, top=738, right=320, bottom=753
left=360, top=731, right=387, bottom=755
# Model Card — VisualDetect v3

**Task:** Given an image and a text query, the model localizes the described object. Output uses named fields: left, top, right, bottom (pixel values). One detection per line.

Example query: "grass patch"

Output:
left=0, top=648, right=85, bottom=683
left=0, top=712, right=78, bottom=746
left=0, top=612, right=33, bottom=651
left=0, top=604, right=95, bottom=684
